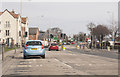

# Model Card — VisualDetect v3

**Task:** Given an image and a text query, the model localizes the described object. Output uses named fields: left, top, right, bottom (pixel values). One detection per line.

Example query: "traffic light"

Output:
left=61, top=33, right=63, bottom=38
left=50, top=34, right=53, bottom=38
left=64, top=34, right=66, bottom=39
left=84, top=33, right=86, bottom=36
left=91, top=36, right=92, bottom=40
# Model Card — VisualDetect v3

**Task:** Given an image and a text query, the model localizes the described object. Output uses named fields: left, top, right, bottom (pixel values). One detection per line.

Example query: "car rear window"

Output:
left=51, top=43, right=57, bottom=46
left=26, top=41, right=42, bottom=46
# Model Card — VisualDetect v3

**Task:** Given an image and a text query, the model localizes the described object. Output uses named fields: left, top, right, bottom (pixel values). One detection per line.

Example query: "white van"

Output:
left=41, top=41, right=48, bottom=47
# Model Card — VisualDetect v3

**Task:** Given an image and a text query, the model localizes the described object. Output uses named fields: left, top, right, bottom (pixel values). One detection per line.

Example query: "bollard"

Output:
left=83, top=45, right=85, bottom=49
left=107, top=46, right=110, bottom=51
left=76, top=45, right=77, bottom=47
left=63, top=45, right=65, bottom=50
left=14, top=45, right=16, bottom=54
left=77, top=45, right=79, bottom=49
left=80, top=45, right=81, bottom=49
left=2, top=44, right=5, bottom=61
left=62, top=45, right=63, bottom=50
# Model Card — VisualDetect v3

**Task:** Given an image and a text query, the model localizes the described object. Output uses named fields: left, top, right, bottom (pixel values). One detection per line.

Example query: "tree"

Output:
left=78, top=32, right=86, bottom=41
left=108, top=22, right=118, bottom=40
left=47, top=27, right=62, bottom=39
left=92, top=25, right=110, bottom=41
left=87, top=22, right=96, bottom=32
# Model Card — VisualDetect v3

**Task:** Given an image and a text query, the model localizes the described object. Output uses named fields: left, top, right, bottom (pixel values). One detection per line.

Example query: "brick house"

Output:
left=29, top=28, right=39, bottom=40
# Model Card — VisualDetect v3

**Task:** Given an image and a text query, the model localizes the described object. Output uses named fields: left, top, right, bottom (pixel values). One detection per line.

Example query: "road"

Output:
left=2, top=45, right=118, bottom=76
left=66, top=45, right=119, bottom=59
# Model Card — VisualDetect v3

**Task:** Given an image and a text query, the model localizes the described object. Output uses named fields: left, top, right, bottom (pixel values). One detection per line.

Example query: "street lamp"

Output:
left=107, top=11, right=115, bottom=49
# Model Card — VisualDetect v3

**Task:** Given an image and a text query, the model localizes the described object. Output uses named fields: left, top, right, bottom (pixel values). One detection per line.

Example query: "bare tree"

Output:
left=78, top=32, right=86, bottom=41
left=108, top=21, right=118, bottom=40
left=87, top=22, right=96, bottom=32
left=92, top=25, right=110, bottom=41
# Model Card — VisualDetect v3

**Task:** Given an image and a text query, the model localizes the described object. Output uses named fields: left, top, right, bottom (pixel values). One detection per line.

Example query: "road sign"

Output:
left=53, top=37, right=57, bottom=40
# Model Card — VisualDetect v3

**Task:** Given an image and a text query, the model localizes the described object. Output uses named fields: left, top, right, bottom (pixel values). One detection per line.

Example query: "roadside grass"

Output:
left=5, top=47, right=20, bottom=52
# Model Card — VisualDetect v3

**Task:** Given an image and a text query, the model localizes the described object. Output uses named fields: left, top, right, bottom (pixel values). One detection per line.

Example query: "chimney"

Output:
left=11, top=9, right=15, bottom=13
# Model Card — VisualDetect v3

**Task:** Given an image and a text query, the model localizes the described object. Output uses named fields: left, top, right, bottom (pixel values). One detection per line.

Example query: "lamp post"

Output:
left=107, top=11, right=115, bottom=49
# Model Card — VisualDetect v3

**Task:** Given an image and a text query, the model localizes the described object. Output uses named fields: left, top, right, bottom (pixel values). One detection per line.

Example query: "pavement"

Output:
left=1, top=45, right=118, bottom=76
left=0, top=44, right=2, bottom=77
left=0, top=44, right=2, bottom=54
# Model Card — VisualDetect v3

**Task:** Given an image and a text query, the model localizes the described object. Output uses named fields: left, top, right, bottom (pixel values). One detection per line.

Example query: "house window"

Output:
left=6, top=30, right=7, bottom=36
left=5, top=21, right=10, bottom=27
left=8, top=30, right=9, bottom=36
left=25, top=32, right=27, bottom=37
left=19, top=31, right=21, bottom=36
left=5, top=30, right=10, bottom=36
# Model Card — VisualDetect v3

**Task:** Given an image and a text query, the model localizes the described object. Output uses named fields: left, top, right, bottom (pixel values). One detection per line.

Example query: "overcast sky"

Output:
left=1, top=2, right=118, bottom=36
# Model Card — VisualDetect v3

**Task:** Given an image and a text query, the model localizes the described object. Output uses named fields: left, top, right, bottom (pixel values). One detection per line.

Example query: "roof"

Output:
left=21, top=17, right=27, bottom=24
left=0, top=12, right=3, bottom=15
left=9, top=11, right=19, bottom=18
left=29, top=28, right=39, bottom=35
left=39, top=30, right=45, bottom=33
left=0, top=9, right=19, bottom=18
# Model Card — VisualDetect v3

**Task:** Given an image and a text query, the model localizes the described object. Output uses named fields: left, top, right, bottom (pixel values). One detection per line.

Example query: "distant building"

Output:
left=0, top=9, right=29, bottom=46
left=29, top=27, right=39, bottom=40
left=38, top=30, right=46, bottom=41
left=21, top=17, right=29, bottom=43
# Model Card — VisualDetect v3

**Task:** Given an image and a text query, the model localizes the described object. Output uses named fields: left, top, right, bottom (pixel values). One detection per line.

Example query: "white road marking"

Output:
left=89, top=64, right=92, bottom=66
left=17, top=65, right=31, bottom=67
left=28, top=65, right=32, bottom=67
left=54, top=59, right=72, bottom=68
left=40, top=65, right=43, bottom=67
left=36, top=65, right=39, bottom=67
left=75, top=64, right=80, bottom=66
left=33, top=59, right=36, bottom=61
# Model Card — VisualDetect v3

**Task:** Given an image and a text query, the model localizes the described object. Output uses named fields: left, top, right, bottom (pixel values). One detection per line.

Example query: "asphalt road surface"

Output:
left=2, top=45, right=118, bottom=76
left=66, top=45, right=119, bottom=59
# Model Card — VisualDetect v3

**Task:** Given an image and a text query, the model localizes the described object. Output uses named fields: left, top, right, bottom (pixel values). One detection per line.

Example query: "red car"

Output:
left=49, top=43, right=59, bottom=51
left=71, top=42, right=75, bottom=44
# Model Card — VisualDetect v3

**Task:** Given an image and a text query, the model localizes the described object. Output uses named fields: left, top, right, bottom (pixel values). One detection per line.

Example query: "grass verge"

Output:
left=5, top=47, right=20, bottom=52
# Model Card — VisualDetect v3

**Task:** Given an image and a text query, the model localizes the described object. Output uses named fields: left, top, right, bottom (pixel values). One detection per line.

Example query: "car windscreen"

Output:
left=51, top=43, right=57, bottom=46
left=26, top=41, right=42, bottom=46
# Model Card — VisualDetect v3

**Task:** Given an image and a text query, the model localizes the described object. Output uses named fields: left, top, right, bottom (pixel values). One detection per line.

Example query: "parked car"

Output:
left=23, top=40, right=45, bottom=59
left=71, top=42, right=75, bottom=44
left=49, top=43, right=59, bottom=51
left=66, top=42, right=71, bottom=45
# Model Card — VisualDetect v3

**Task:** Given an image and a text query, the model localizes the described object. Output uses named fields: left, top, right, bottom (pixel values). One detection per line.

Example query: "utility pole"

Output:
left=20, top=0, right=22, bottom=15
left=2, top=44, right=5, bottom=61
left=112, top=12, right=115, bottom=49
left=107, top=11, right=115, bottom=49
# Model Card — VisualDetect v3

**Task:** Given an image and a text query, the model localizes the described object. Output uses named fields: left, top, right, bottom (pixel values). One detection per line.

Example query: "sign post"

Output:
left=2, top=44, right=5, bottom=61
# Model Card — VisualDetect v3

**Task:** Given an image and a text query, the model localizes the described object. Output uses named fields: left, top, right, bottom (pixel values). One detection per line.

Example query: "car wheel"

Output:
left=56, top=49, right=59, bottom=51
left=41, top=55, right=45, bottom=59
left=49, top=49, right=51, bottom=51
left=24, top=55, right=27, bottom=59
